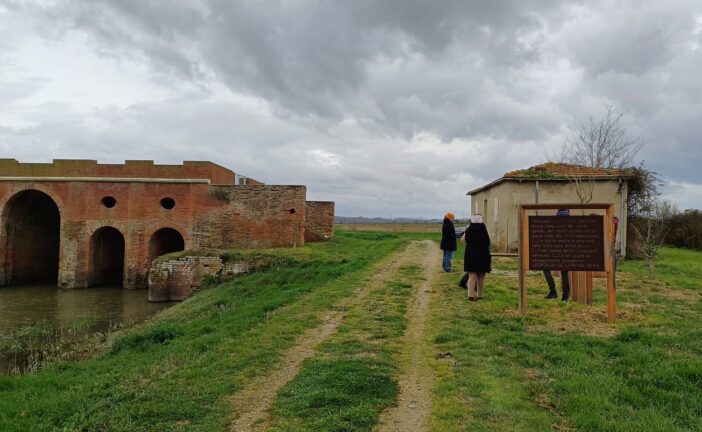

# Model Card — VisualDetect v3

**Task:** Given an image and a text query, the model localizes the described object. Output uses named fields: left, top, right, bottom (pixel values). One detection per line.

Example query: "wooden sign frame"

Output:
left=518, top=203, right=617, bottom=323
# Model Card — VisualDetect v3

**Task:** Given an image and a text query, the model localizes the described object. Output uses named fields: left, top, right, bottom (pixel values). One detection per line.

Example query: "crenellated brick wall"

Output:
left=0, top=160, right=328, bottom=292
left=0, top=158, right=250, bottom=185
left=304, top=201, right=335, bottom=242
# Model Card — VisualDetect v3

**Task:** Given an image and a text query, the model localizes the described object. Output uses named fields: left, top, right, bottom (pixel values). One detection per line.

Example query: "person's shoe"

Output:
left=544, top=292, right=557, bottom=299
left=468, top=296, right=477, bottom=301
left=561, top=296, right=570, bottom=302
left=477, top=296, right=484, bottom=300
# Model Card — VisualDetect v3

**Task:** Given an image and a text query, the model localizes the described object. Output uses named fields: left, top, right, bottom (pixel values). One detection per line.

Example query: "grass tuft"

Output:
left=110, top=323, right=184, bottom=354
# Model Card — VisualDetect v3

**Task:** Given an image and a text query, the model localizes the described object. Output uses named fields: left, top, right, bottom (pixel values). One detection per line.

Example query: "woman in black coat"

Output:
left=440, top=212, right=457, bottom=272
left=463, top=214, right=491, bottom=301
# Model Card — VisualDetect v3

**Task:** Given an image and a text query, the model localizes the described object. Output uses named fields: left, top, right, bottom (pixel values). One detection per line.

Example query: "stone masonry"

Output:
left=0, top=159, right=334, bottom=292
left=304, top=201, right=335, bottom=242
left=147, top=255, right=273, bottom=302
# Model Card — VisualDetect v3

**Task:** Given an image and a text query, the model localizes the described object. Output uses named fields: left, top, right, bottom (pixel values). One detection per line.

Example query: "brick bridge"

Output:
left=0, top=159, right=334, bottom=291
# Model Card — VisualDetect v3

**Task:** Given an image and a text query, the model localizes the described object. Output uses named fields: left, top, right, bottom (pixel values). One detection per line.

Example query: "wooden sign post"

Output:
left=518, top=203, right=617, bottom=323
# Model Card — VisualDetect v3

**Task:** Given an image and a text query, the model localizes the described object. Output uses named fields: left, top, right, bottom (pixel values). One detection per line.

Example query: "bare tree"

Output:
left=562, top=104, right=646, bottom=169
left=567, top=171, right=595, bottom=204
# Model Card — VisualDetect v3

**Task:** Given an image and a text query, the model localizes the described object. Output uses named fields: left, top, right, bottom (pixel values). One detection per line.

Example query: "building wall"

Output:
left=304, top=201, right=335, bottom=242
left=0, top=158, right=240, bottom=185
left=470, top=179, right=628, bottom=254
left=0, top=180, right=306, bottom=289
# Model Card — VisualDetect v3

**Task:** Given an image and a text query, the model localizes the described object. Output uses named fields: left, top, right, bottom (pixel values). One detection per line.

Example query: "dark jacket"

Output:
left=440, top=218, right=457, bottom=251
left=464, top=223, right=491, bottom=273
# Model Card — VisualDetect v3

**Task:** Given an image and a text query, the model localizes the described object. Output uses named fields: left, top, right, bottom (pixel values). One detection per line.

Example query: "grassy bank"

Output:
left=0, top=318, right=122, bottom=375
left=2, top=229, right=700, bottom=432
left=430, top=246, right=702, bottom=431
left=0, top=231, right=409, bottom=432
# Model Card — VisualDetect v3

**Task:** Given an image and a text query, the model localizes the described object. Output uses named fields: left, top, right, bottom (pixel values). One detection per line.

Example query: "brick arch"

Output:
left=87, top=225, right=126, bottom=287
left=0, top=184, right=65, bottom=217
left=0, top=188, right=62, bottom=286
left=146, top=226, right=187, bottom=264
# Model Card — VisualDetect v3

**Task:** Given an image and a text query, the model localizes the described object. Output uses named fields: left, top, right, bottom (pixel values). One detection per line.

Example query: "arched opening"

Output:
left=88, top=227, right=125, bottom=287
left=148, top=228, right=185, bottom=263
left=1, top=190, right=60, bottom=285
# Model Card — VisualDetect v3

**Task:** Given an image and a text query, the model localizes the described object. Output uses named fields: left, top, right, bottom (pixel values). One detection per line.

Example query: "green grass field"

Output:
left=0, top=231, right=700, bottom=431
left=430, top=246, right=702, bottom=431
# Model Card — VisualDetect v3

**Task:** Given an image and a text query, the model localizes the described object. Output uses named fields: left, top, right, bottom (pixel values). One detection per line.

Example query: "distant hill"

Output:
left=335, top=216, right=470, bottom=225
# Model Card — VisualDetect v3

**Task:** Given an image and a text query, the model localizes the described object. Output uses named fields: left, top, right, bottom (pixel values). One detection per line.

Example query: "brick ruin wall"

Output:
left=147, top=255, right=272, bottom=301
left=0, top=180, right=307, bottom=289
left=304, top=201, right=335, bottom=242
left=148, top=256, right=222, bottom=301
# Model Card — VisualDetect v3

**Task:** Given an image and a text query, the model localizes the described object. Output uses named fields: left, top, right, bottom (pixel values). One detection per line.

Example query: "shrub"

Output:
left=666, top=210, right=702, bottom=250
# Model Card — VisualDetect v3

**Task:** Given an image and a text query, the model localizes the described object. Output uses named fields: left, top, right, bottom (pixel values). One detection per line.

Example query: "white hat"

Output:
left=471, top=214, right=483, bottom=224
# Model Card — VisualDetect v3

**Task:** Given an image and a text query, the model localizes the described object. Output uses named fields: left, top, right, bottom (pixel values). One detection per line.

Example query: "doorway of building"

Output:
left=88, top=227, right=125, bottom=287
left=1, top=190, right=61, bottom=286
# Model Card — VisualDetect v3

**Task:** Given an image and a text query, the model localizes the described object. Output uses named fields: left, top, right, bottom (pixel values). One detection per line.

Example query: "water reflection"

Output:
left=0, top=284, right=175, bottom=373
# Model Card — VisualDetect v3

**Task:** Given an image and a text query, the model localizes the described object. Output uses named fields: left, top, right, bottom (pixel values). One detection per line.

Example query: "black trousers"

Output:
left=459, top=271, right=469, bottom=288
left=544, top=270, right=570, bottom=298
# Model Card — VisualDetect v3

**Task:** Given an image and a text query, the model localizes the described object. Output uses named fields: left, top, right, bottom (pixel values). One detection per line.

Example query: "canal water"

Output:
left=0, top=284, right=174, bottom=374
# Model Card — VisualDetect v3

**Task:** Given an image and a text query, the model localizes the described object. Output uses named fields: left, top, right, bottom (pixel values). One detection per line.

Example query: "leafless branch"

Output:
left=562, top=103, right=646, bottom=169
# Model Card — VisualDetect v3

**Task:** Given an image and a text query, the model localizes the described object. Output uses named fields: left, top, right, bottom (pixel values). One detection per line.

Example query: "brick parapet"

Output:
left=304, top=201, right=335, bottom=242
left=0, top=159, right=255, bottom=185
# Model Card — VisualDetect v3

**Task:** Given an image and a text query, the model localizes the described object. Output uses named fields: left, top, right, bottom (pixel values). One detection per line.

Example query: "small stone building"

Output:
left=467, top=162, right=632, bottom=255
left=0, top=159, right=334, bottom=290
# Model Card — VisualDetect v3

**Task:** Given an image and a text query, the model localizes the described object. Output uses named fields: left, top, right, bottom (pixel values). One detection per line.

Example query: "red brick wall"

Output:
left=148, top=256, right=222, bottom=301
left=0, top=159, right=243, bottom=185
left=0, top=180, right=307, bottom=289
left=148, top=255, right=273, bottom=301
left=196, top=185, right=307, bottom=249
left=304, top=201, right=335, bottom=242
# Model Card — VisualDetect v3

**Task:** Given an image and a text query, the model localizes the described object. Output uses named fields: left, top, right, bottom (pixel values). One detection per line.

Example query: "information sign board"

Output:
left=528, top=215, right=604, bottom=271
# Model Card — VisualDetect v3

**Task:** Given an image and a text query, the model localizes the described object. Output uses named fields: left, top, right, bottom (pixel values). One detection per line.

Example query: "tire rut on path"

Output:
left=375, top=240, right=440, bottom=432
left=229, top=241, right=429, bottom=432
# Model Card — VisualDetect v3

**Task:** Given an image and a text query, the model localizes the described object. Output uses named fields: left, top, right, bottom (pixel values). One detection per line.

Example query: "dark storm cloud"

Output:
left=2, top=0, right=702, bottom=215
left=4, top=0, right=574, bottom=136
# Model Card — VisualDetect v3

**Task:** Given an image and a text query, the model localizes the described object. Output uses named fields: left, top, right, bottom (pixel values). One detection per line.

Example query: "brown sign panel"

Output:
left=528, top=215, right=605, bottom=271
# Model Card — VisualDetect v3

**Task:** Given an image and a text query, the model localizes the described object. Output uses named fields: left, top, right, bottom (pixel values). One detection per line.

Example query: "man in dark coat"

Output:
left=544, top=208, right=570, bottom=301
left=463, top=214, right=491, bottom=301
left=440, top=212, right=457, bottom=272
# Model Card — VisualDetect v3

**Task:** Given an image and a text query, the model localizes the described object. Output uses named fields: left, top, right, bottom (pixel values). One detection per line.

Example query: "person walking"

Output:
left=544, top=208, right=570, bottom=301
left=440, top=212, right=457, bottom=272
left=463, top=214, right=491, bottom=301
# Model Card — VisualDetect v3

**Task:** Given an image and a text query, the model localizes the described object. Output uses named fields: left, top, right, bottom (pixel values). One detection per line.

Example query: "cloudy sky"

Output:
left=1, top=1, right=701, bottom=218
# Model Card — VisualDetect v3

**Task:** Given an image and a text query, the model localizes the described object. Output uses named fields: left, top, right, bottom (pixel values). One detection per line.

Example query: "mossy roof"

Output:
left=468, top=162, right=633, bottom=195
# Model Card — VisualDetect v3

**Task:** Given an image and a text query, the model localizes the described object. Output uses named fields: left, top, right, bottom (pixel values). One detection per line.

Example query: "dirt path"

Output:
left=375, top=240, right=440, bottom=432
left=228, top=241, right=429, bottom=432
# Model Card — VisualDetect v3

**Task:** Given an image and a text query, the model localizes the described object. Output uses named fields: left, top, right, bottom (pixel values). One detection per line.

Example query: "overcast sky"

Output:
left=1, top=1, right=701, bottom=218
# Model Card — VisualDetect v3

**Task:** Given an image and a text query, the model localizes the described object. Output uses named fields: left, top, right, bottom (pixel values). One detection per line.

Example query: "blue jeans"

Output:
left=442, top=250, right=454, bottom=272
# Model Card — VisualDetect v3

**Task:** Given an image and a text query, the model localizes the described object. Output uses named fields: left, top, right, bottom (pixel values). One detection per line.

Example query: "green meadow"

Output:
left=0, top=231, right=700, bottom=431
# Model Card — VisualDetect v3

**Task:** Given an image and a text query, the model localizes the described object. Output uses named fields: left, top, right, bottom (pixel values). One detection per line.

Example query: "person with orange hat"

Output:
left=440, top=212, right=457, bottom=272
